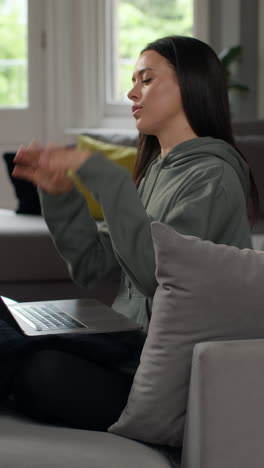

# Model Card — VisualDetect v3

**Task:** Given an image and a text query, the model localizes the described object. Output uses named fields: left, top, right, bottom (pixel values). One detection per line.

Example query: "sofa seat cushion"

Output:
left=0, top=404, right=177, bottom=468
left=0, top=209, right=70, bottom=282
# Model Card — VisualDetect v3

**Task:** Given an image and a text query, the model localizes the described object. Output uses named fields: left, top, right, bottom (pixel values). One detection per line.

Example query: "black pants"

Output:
left=13, top=349, right=134, bottom=431
left=0, top=312, right=143, bottom=431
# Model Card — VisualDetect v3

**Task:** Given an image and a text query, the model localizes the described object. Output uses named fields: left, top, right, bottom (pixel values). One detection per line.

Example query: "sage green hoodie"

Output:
left=39, top=136, right=252, bottom=348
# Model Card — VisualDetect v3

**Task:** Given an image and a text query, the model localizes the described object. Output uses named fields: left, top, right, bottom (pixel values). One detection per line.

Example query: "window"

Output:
left=106, top=0, right=194, bottom=104
left=0, top=0, right=28, bottom=108
left=64, top=0, right=208, bottom=129
left=0, top=0, right=44, bottom=144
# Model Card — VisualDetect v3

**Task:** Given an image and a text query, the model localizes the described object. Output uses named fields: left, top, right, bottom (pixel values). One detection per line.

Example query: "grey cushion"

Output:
left=0, top=404, right=175, bottom=468
left=109, top=221, right=264, bottom=447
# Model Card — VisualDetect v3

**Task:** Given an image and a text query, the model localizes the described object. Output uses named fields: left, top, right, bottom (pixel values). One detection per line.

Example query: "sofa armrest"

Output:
left=181, top=339, right=264, bottom=468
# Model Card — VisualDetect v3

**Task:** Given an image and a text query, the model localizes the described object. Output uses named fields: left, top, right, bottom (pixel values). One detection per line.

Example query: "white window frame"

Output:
left=66, top=0, right=210, bottom=132
left=102, top=0, right=210, bottom=125
left=0, top=0, right=45, bottom=144
left=0, top=0, right=46, bottom=210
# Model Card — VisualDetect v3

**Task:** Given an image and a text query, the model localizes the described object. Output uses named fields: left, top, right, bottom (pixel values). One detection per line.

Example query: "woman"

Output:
left=9, top=36, right=258, bottom=430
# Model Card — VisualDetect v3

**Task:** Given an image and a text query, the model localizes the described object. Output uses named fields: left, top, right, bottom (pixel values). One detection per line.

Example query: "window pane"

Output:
left=110, top=0, right=194, bottom=102
left=0, top=0, right=28, bottom=108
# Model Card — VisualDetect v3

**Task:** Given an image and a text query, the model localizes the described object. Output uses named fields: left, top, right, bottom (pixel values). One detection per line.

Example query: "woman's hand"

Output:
left=13, top=141, right=92, bottom=195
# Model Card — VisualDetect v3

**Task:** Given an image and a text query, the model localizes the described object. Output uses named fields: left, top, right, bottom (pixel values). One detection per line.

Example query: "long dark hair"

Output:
left=133, top=35, right=259, bottom=228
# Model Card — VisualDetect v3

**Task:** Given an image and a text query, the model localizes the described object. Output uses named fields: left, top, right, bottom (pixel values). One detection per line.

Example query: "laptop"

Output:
left=0, top=296, right=141, bottom=337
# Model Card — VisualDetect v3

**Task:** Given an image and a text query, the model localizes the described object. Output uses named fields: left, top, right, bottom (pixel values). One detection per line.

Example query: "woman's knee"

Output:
left=13, top=349, right=67, bottom=416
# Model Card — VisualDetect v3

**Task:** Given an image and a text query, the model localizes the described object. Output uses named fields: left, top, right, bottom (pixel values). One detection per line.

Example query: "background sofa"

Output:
left=0, top=120, right=264, bottom=467
left=0, top=211, right=120, bottom=304
left=233, top=119, right=264, bottom=236
left=0, top=119, right=264, bottom=305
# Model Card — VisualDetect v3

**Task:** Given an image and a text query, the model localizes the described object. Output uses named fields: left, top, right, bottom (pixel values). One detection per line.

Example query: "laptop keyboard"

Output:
left=12, top=304, right=86, bottom=331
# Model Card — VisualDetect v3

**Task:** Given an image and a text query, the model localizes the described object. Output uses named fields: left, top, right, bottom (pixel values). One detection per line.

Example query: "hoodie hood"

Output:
left=157, top=136, right=250, bottom=199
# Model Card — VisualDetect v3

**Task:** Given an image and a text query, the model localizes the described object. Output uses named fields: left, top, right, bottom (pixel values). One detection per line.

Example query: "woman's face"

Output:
left=127, top=50, right=186, bottom=135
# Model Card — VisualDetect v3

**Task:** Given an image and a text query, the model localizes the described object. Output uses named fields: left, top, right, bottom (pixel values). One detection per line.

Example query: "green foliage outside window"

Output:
left=0, top=0, right=28, bottom=108
left=117, top=0, right=193, bottom=100
left=0, top=0, right=194, bottom=107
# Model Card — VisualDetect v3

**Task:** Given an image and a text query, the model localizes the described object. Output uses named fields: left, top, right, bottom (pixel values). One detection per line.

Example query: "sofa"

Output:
left=1, top=338, right=264, bottom=468
left=0, top=120, right=264, bottom=467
